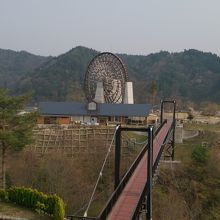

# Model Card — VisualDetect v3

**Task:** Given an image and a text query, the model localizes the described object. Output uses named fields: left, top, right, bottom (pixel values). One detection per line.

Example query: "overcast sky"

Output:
left=1, top=0, right=220, bottom=56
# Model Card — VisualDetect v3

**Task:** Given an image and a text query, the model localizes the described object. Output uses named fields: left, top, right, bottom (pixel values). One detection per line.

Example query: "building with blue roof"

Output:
left=38, top=101, right=152, bottom=126
left=37, top=52, right=154, bottom=126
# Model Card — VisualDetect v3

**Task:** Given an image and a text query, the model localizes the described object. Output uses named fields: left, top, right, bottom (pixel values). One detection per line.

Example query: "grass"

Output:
left=73, top=131, right=148, bottom=218
left=153, top=122, right=220, bottom=220
left=175, top=122, right=220, bottom=164
left=0, top=202, right=52, bottom=220
left=184, top=122, right=220, bottom=132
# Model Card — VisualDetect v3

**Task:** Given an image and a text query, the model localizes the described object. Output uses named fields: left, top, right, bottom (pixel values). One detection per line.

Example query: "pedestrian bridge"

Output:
left=67, top=100, right=176, bottom=220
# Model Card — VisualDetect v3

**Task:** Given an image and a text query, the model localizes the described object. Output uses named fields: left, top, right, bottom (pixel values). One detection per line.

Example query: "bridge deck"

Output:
left=107, top=121, right=172, bottom=220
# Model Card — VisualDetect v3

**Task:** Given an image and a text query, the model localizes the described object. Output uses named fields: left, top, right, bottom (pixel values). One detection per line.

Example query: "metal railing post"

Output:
left=172, top=101, right=176, bottom=161
left=146, top=126, right=153, bottom=220
left=114, top=125, right=121, bottom=189
left=160, top=100, right=164, bottom=124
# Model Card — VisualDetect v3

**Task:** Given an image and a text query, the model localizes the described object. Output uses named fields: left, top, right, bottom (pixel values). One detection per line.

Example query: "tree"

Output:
left=0, top=89, right=36, bottom=189
left=192, top=146, right=210, bottom=166
left=201, top=102, right=220, bottom=116
left=150, top=80, right=158, bottom=110
left=187, top=112, right=194, bottom=121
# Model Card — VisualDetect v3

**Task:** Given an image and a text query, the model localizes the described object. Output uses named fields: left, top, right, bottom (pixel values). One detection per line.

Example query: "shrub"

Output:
left=35, top=201, right=46, bottom=214
left=0, top=189, right=8, bottom=202
left=53, top=196, right=65, bottom=220
left=192, top=146, right=210, bottom=166
left=7, top=186, right=65, bottom=220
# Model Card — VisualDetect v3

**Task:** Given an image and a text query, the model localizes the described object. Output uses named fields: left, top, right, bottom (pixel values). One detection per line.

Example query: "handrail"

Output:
left=66, top=215, right=99, bottom=220
left=132, top=120, right=174, bottom=219
left=66, top=216, right=98, bottom=220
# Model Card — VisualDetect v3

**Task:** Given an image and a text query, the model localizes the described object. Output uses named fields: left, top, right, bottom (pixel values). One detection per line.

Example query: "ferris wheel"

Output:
left=84, top=52, right=128, bottom=103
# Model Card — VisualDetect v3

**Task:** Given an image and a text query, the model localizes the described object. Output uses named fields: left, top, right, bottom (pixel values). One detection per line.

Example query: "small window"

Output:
left=88, top=102, right=97, bottom=111
left=44, top=117, right=57, bottom=124
left=114, top=116, right=121, bottom=122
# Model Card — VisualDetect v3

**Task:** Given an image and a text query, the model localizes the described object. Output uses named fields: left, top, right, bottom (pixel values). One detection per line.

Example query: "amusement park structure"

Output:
left=84, top=52, right=133, bottom=104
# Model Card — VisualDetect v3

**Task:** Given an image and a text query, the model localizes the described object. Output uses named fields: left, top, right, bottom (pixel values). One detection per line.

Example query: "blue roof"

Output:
left=39, top=102, right=152, bottom=117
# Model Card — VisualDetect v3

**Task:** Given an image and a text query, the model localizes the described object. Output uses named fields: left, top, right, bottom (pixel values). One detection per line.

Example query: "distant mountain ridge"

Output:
left=1, top=46, right=220, bottom=104
left=0, top=48, right=50, bottom=90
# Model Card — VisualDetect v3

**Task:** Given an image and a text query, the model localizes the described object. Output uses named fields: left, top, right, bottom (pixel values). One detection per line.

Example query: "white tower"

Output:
left=124, top=82, right=134, bottom=104
left=94, top=82, right=104, bottom=103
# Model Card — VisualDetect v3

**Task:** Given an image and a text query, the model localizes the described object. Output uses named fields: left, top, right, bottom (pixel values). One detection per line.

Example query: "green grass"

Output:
left=176, top=135, right=213, bottom=164
left=153, top=122, right=220, bottom=219
left=184, top=122, right=220, bottom=132
left=176, top=122, right=220, bottom=164
left=0, top=202, right=52, bottom=220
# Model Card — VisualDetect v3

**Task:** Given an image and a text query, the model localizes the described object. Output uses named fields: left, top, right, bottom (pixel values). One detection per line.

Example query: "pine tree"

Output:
left=150, top=80, right=158, bottom=109
left=0, top=89, right=37, bottom=189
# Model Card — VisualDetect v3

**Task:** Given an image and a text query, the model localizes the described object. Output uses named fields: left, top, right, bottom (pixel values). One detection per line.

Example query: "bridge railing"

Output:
left=98, top=120, right=167, bottom=220
left=66, top=216, right=98, bottom=220
left=67, top=120, right=168, bottom=220
left=132, top=120, right=174, bottom=219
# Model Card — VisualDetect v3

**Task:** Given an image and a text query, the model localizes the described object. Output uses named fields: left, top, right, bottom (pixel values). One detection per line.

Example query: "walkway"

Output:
left=107, top=120, right=172, bottom=220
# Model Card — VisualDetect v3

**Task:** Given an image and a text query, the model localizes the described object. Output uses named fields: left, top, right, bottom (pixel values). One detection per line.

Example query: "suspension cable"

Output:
left=83, top=125, right=120, bottom=217
left=121, top=132, right=148, bottom=145
left=73, top=190, right=105, bottom=216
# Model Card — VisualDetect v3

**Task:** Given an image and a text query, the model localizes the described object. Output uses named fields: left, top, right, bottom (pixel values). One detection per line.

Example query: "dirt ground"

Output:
left=0, top=202, right=51, bottom=220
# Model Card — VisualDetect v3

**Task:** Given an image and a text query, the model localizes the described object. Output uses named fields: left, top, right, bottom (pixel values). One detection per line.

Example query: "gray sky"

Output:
left=1, top=0, right=220, bottom=56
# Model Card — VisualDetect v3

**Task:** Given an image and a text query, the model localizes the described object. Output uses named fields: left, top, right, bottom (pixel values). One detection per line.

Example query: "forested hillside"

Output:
left=15, top=46, right=98, bottom=101
left=0, top=48, right=50, bottom=91
left=1, top=46, right=220, bottom=104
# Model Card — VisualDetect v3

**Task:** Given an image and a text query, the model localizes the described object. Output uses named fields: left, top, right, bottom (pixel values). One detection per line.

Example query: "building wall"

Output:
left=97, top=116, right=108, bottom=124
left=71, top=116, right=97, bottom=124
left=128, top=116, right=147, bottom=125
left=84, top=116, right=92, bottom=123
left=37, top=116, right=44, bottom=124
left=163, top=112, right=188, bottom=120
left=58, top=117, right=71, bottom=125
left=71, top=116, right=84, bottom=123
left=146, top=114, right=159, bottom=125
left=124, top=82, right=134, bottom=104
left=37, top=115, right=148, bottom=126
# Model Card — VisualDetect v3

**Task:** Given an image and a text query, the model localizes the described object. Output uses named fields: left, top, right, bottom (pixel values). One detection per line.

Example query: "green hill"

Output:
left=0, top=48, right=50, bottom=91
left=15, top=46, right=98, bottom=101
left=121, top=49, right=220, bottom=103
left=1, top=46, right=220, bottom=104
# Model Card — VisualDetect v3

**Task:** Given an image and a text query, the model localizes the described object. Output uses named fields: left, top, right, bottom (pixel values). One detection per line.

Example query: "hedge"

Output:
left=0, top=189, right=8, bottom=202
left=4, top=187, right=65, bottom=220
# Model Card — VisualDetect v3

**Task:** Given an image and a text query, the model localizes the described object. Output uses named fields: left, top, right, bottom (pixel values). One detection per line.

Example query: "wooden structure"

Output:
left=30, top=126, right=146, bottom=156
